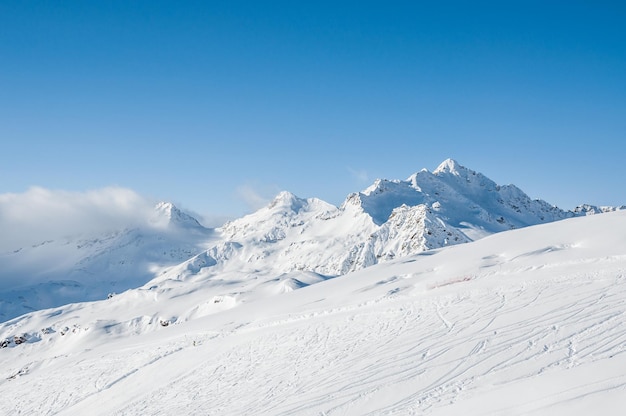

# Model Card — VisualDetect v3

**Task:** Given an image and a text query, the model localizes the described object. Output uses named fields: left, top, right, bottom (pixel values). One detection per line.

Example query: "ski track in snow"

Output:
left=5, top=268, right=622, bottom=415
left=114, top=271, right=626, bottom=416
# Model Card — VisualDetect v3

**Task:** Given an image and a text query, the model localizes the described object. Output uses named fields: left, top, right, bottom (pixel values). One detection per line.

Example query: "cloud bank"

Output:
left=0, top=187, right=156, bottom=251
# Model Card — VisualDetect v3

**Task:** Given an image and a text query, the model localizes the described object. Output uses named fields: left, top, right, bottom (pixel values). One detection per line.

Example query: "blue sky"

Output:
left=1, top=1, right=625, bottom=223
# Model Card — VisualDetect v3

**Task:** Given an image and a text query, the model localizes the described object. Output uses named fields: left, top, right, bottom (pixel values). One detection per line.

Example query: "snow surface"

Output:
left=1, top=211, right=626, bottom=415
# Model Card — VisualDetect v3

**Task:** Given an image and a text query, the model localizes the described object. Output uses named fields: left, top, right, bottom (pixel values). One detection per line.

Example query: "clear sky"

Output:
left=1, top=1, right=625, bottom=224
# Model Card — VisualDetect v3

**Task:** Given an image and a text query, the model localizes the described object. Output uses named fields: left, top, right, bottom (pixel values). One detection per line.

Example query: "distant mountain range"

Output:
left=1, top=159, right=622, bottom=321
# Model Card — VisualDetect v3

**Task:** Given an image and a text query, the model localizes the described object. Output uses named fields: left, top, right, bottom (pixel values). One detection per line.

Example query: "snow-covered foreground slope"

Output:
left=1, top=211, right=626, bottom=415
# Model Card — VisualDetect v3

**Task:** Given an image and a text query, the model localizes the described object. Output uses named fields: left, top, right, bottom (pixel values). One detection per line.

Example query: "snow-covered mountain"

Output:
left=1, top=159, right=621, bottom=323
left=165, top=158, right=616, bottom=283
left=0, top=202, right=215, bottom=321
left=1, top=208, right=625, bottom=415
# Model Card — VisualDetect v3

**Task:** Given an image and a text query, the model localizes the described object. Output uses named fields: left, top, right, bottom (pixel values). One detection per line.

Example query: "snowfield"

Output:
left=1, top=211, right=626, bottom=415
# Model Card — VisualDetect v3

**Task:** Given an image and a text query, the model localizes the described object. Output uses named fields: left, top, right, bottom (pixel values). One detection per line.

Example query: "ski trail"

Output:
left=102, top=269, right=626, bottom=416
left=2, top=255, right=626, bottom=416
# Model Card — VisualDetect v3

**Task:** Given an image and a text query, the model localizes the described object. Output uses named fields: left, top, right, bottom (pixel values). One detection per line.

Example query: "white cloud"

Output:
left=235, top=184, right=275, bottom=212
left=0, top=186, right=156, bottom=251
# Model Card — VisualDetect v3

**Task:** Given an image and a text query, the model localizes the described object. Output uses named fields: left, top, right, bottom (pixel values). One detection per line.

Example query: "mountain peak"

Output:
left=268, top=191, right=306, bottom=212
left=152, top=201, right=203, bottom=228
left=155, top=201, right=175, bottom=214
left=433, top=158, right=465, bottom=175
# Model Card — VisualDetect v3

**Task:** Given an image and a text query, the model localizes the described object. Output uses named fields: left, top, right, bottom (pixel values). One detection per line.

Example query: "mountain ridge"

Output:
left=0, top=159, right=622, bottom=322
left=139, top=158, right=622, bottom=317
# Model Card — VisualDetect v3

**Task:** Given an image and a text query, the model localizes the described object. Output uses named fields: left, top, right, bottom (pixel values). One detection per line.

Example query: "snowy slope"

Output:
left=0, top=202, right=215, bottom=321
left=1, top=211, right=626, bottom=415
